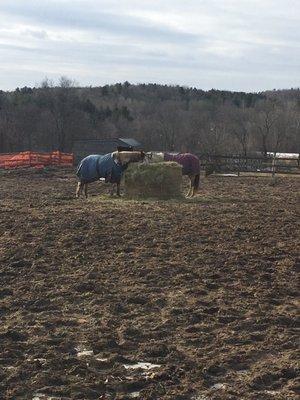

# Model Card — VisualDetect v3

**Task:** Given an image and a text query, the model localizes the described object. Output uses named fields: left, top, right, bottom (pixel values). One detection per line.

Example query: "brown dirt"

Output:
left=0, top=167, right=299, bottom=400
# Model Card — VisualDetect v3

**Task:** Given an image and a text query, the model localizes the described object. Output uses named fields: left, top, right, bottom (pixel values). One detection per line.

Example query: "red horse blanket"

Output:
left=164, top=153, right=200, bottom=175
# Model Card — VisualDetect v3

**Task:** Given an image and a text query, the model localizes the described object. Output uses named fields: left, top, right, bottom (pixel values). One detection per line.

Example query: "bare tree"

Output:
left=155, top=101, right=183, bottom=151
left=228, top=106, right=254, bottom=156
left=38, top=77, right=81, bottom=151
left=253, top=99, right=279, bottom=156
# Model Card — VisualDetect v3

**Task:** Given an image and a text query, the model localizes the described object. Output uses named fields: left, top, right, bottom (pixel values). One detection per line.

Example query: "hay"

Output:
left=125, top=162, right=183, bottom=199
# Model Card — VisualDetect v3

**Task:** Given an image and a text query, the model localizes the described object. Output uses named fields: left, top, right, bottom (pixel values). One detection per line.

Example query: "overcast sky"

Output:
left=0, top=0, right=299, bottom=92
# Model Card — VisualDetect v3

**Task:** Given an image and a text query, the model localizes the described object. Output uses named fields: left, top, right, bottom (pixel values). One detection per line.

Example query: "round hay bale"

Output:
left=125, top=162, right=182, bottom=199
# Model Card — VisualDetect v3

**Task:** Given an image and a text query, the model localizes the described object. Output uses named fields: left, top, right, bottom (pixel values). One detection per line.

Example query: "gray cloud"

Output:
left=0, top=0, right=299, bottom=91
left=25, top=29, right=48, bottom=40
left=0, top=0, right=198, bottom=44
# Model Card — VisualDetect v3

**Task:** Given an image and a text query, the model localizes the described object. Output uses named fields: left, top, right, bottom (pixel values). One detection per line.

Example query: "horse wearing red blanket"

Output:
left=146, top=152, right=200, bottom=197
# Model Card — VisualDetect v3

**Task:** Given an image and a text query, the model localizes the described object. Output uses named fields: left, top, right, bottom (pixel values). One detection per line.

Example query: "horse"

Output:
left=145, top=152, right=200, bottom=197
left=76, top=150, right=145, bottom=198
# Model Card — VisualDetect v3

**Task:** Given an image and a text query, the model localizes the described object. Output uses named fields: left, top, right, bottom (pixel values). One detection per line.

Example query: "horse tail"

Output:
left=76, top=162, right=83, bottom=177
left=191, top=154, right=200, bottom=191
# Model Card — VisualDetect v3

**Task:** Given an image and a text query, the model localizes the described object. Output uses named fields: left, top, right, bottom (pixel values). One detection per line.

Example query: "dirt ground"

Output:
left=0, top=167, right=299, bottom=400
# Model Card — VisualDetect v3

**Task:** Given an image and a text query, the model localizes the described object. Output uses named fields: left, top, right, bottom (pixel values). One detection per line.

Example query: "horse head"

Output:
left=144, top=152, right=153, bottom=163
left=114, top=150, right=146, bottom=166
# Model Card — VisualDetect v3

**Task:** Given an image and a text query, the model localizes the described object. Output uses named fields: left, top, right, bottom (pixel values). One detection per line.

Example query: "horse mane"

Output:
left=113, top=150, right=145, bottom=165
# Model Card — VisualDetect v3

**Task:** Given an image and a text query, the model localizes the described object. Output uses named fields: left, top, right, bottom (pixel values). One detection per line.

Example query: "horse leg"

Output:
left=109, top=184, right=115, bottom=196
left=84, top=183, right=88, bottom=198
left=76, top=182, right=83, bottom=198
left=186, top=176, right=193, bottom=198
left=116, top=182, right=121, bottom=197
left=191, top=174, right=200, bottom=197
left=76, top=182, right=80, bottom=198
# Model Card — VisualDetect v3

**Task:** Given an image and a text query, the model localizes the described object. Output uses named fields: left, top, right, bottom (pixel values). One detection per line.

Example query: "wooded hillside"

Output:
left=0, top=77, right=299, bottom=155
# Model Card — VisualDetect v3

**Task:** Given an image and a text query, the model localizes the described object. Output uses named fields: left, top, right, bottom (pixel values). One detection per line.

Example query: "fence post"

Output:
left=272, top=154, right=276, bottom=182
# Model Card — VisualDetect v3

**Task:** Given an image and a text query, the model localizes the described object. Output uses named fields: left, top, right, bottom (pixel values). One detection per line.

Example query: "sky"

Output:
left=0, top=0, right=299, bottom=92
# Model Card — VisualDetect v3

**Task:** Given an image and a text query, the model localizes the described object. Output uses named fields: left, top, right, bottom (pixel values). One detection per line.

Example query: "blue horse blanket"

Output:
left=76, top=153, right=126, bottom=183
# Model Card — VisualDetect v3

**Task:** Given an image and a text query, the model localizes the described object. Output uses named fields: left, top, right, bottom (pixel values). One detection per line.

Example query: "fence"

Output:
left=196, top=154, right=300, bottom=176
left=0, top=151, right=74, bottom=169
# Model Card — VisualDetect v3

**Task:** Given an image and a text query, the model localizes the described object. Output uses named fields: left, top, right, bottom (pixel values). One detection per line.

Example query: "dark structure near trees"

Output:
left=73, top=138, right=142, bottom=164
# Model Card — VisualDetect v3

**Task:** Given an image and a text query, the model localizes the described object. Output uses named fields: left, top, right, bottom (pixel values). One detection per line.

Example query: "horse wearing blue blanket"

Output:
left=76, top=150, right=145, bottom=198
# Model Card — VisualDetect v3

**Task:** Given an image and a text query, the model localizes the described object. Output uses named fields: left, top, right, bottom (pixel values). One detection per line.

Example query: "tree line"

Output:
left=0, top=77, right=299, bottom=156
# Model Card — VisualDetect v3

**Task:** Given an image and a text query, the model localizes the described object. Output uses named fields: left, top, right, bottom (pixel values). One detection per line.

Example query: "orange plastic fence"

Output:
left=0, top=151, right=74, bottom=169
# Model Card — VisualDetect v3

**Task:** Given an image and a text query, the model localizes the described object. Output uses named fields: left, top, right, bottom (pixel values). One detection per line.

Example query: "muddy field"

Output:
left=0, top=168, right=299, bottom=400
